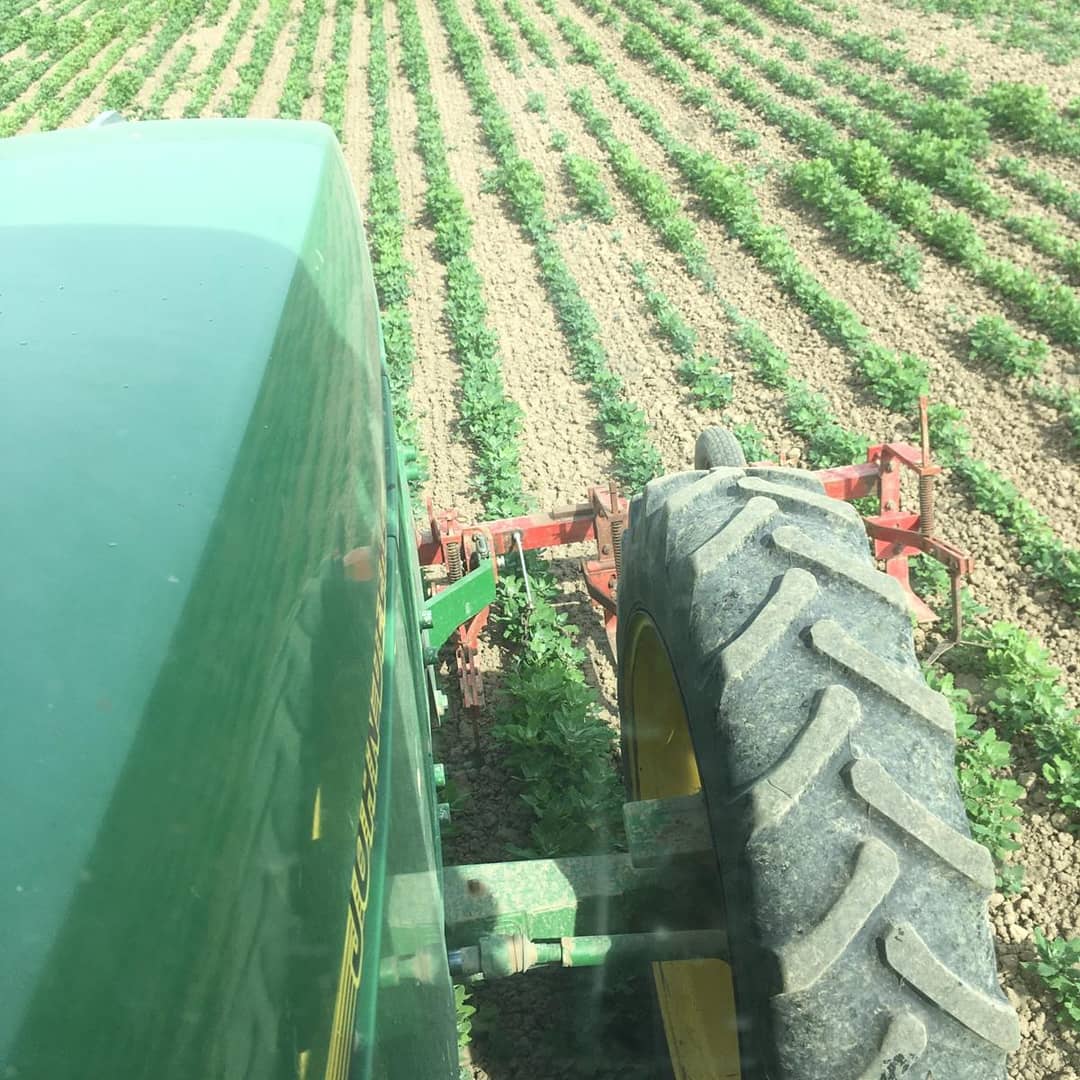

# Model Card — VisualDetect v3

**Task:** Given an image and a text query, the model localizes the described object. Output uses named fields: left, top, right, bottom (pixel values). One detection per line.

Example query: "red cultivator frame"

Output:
left=417, top=484, right=627, bottom=708
left=417, top=408, right=971, bottom=708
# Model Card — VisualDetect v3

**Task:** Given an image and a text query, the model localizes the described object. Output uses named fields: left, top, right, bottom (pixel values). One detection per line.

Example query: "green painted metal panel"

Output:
left=0, top=119, right=453, bottom=1079
left=423, top=558, right=497, bottom=649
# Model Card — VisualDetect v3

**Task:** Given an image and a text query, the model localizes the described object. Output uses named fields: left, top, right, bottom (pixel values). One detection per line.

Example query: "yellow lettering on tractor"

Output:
left=325, top=559, right=387, bottom=1080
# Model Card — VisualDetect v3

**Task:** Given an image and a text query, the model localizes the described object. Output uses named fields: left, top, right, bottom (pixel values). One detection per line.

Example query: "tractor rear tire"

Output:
left=616, top=464, right=1018, bottom=1080
left=694, top=426, right=746, bottom=470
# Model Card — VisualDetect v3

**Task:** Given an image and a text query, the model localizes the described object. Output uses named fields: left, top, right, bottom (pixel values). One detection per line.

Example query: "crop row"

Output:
left=562, top=151, right=616, bottom=220
left=503, top=0, right=559, bottom=67
left=223, top=0, right=291, bottom=117
left=40, top=1, right=174, bottom=132
left=997, top=156, right=1080, bottom=228
left=396, top=0, right=527, bottom=516
left=702, top=0, right=1080, bottom=170
left=661, top=0, right=1080, bottom=348
left=101, top=0, right=208, bottom=113
left=630, top=262, right=734, bottom=410
left=555, top=5, right=932, bottom=410
left=0, top=0, right=115, bottom=110
left=434, top=0, right=663, bottom=490
left=603, top=0, right=1080, bottom=445
left=367, top=0, right=423, bottom=473
left=278, top=0, right=326, bottom=119
left=474, top=0, right=525, bottom=75
left=802, top=59, right=1080, bottom=281
left=569, top=86, right=713, bottom=282
left=395, top=0, right=628, bottom=857
left=536, top=0, right=1080, bottom=608
left=143, top=44, right=196, bottom=119
left=0, top=0, right=85, bottom=57
left=322, top=0, right=358, bottom=139
left=182, top=0, right=261, bottom=117
left=739, top=0, right=1079, bottom=94
left=0, top=1, right=137, bottom=134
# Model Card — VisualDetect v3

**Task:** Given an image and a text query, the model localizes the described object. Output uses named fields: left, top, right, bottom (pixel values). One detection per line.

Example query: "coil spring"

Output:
left=611, top=518, right=623, bottom=577
left=446, top=539, right=464, bottom=582
left=918, top=474, right=935, bottom=537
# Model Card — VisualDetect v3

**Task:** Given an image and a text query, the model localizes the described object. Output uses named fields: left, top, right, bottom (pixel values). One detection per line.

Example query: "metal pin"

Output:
left=512, top=530, right=534, bottom=609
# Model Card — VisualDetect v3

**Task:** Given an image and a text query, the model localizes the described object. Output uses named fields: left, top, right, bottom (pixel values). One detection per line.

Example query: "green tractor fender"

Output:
left=0, top=118, right=455, bottom=1080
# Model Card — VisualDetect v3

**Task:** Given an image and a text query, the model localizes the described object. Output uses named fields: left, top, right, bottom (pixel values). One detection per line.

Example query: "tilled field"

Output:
left=4, top=0, right=1080, bottom=1075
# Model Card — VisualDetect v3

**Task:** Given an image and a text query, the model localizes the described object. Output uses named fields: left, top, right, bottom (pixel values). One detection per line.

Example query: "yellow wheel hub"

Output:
left=623, top=614, right=741, bottom=1080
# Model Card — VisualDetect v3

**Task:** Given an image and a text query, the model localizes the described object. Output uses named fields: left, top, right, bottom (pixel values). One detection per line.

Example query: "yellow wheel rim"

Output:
left=623, top=613, right=741, bottom=1080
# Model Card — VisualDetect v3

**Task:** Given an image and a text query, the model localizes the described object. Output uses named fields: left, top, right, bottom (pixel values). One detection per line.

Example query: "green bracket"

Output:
left=442, top=851, right=725, bottom=949
left=422, top=557, right=496, bottom=650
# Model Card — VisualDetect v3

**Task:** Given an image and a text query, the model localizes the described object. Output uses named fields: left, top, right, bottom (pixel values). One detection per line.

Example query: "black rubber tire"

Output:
left=694, top=426, right=747, bottom=470
left=616, top=465, right=1018, bottom=1080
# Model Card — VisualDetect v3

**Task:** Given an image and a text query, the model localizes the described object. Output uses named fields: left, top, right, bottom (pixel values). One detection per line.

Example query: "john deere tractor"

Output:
left=0, top=119, right=1019, bottom=1080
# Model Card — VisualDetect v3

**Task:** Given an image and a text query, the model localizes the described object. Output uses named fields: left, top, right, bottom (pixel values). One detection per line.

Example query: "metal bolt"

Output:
left=420, top=609, right=433, bottom=630
left=433, top=763, right=446, bottom=788
left=437, top=802, right=451, bottom=825
left=423, top=646, right=439, bottom=666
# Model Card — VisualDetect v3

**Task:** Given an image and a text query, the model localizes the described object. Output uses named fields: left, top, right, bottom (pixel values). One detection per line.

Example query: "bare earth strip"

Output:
left=301, top=0, right=336, bottom=119
left=249, top=0, right=303, bottom=116
left=207, top=0, right=270, bottom=115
